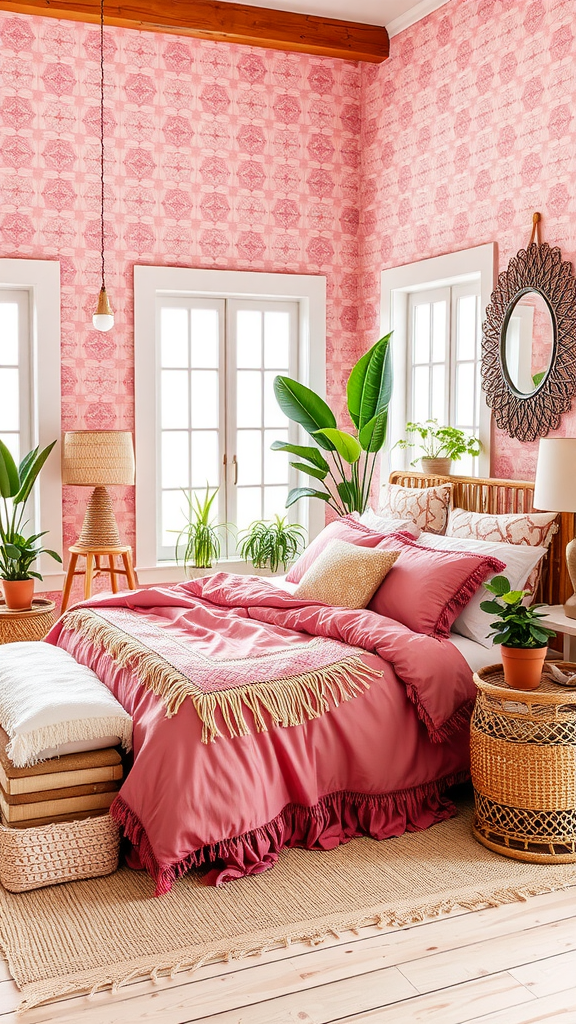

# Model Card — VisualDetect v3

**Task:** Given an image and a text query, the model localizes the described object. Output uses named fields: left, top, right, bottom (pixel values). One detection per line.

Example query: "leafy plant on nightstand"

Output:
left=239, top=516, right=306, bottom=574
left=480, top=575, right=556, bottom=690
left=0, top=440, right=62, bottom=609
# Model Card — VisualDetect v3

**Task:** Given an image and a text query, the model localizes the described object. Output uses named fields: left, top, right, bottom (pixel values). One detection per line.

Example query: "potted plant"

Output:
left=174, top=485, right=230, bottom=578
left=395, top=420, right=482, bottom=475
left=480, top=575, right=556, bottom=690
left=238, top=516, right=306, bottom=575
left=0, top=440, right=62, bottom=610
left=272, top=334, right=392, bottom=516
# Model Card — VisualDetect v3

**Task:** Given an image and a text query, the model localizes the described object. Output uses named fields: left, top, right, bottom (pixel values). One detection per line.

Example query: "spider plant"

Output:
left=173, top=485, right=228, bottom=570
left=238, top=516, right=306, bottom=574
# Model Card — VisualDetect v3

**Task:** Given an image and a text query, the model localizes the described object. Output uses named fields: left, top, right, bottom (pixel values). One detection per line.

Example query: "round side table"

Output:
left=471, top=663, right=576, bottom=864
left=0, top=599, right=56, bottom=645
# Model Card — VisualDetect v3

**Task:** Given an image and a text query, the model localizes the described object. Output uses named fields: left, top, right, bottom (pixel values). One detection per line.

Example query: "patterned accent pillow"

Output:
left=294, top=540, right=400, bottom=609
left=446, top=508, right=558, bottom=547
left=446, top=507, right=558, bottom=597
left=379, top=483, right=452, bottom=535
left=358, top=507, right=421, bottom=539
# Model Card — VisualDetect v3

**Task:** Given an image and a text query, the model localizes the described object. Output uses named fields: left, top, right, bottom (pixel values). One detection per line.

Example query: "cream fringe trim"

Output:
left=7, top=717, right=132, bottom=768
left=11, top=873, right=576, bottom=1012
left=60, top=610, right=378, bottom=742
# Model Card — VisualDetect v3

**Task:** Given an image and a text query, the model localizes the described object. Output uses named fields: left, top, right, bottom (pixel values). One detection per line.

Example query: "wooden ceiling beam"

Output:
left=0, top=0, right=389, bottom=62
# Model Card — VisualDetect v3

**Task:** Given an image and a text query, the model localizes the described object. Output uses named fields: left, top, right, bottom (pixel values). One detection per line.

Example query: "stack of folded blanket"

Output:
left=0, top=641, right=132, bottom=830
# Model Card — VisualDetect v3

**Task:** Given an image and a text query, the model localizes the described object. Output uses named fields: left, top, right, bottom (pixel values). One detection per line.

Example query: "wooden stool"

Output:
left=61, top=545, right=138, bottom=613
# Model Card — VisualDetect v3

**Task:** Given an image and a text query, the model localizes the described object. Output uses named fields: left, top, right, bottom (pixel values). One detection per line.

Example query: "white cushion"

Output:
left=358, top=507, right=421, bottom=539
left=0, top=642, right=132, bottom=767
left=415, top=534, right=547, bottom=648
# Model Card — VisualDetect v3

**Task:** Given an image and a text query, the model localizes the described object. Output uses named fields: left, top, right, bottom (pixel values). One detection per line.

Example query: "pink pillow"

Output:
left=286, top=516, right=387, bottom=584
left=368, top=533, right=505, bottom=637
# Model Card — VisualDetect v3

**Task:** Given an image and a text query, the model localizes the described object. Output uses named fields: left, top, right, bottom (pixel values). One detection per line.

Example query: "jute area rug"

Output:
left=2, top=798, right=576, bottom=1012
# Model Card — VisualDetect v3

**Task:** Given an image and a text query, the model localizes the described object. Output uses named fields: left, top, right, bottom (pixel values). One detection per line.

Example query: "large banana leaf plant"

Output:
left=0, top=440, right=62, bottom=581
left=272, top=333, right=392, bottom=516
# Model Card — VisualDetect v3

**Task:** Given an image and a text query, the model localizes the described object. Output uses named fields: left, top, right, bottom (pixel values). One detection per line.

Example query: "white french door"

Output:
left=157, top=295, right=299, bottom=560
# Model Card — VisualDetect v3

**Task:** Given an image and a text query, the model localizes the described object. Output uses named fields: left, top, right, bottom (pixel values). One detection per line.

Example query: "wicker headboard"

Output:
left=389, top=470, right=574, bottom=608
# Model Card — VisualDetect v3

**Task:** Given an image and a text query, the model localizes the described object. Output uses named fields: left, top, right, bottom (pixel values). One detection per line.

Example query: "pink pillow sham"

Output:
left=286, top=516, right=388, bottom=584
left=368, top=533, right=505, bottom=638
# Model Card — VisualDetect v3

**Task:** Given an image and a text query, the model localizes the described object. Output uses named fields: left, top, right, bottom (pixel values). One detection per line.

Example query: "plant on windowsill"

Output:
left=271, top=334, right=393, bottom=516
left=395, top=419, right=482, bottom=476
left=238, top=516, right=306, bottom=576
left=0, top=440, right=62, bottom=610
left=480, top=575, right=556, bottom=690
left=173, top=484, right=230, bottom=578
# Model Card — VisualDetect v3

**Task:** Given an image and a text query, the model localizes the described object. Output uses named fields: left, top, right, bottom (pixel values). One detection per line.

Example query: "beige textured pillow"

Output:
left=294, top=540, right=400, bottom=609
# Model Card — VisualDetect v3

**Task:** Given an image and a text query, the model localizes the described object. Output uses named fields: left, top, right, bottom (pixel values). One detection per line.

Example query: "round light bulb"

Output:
left=92, top=312, right=115, bottom=332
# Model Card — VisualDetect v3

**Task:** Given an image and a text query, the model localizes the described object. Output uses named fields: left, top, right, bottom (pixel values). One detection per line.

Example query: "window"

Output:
left=0, top=290, right=31, bottom=466
left=157, top=296, right=298, bottom=559
left=380, top=244, right=496, bottom=478
left=0, top=260, right=62, bottom=586
left=407, top=281, right=482, bottom=475
left=135, top=267, right=326, bottom=578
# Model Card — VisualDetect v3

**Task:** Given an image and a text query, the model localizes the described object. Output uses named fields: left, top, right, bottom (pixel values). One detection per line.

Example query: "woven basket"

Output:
left=471, top=663, right=576, bottom=863
left=0, top=599, right=56, bottom=645
left=0, top=814, right=120, bottom=892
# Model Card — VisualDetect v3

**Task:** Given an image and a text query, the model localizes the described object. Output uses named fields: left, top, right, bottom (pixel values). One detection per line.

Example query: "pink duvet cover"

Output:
left=46, top=574, right=475, bottom=894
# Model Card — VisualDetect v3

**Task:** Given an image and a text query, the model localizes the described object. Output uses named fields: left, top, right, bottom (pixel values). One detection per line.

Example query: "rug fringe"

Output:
left=60, top=609, right=375, bottom=742
left=12, top=872, right=576, bottom=1013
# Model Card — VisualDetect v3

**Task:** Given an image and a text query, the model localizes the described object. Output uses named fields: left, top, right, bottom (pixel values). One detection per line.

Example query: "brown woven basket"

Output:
left=471, top=663, right=576, bottom=863
left=0, top=814, right=120, bottom=892
left=0, top=599, right=56, bottom=645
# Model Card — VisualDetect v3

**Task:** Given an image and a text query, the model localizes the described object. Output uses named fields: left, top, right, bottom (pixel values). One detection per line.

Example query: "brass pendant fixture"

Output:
left=92, top=0, right=114, bottom=332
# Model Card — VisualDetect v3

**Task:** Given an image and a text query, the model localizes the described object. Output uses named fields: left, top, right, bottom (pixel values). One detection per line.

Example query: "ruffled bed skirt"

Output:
left=111, top=771, right=469, bottom=896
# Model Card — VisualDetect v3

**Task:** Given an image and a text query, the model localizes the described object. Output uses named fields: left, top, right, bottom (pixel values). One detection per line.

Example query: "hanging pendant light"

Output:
left=92, top=0, right=114, bottom=332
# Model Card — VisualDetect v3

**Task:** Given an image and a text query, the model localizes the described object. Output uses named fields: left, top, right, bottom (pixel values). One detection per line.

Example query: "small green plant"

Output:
left=395, top=420, right=482, bottom=466
left=174, top=485, right=228, bottom=570
left=480, top=575, right=556, bottom=649
left=239, top=516, right=306, bottom=574
left=0, top=440, right=62, bottom=581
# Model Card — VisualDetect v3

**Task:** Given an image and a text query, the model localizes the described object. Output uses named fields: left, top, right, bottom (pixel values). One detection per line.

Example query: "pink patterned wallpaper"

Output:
left=2, top=0, right=576, bottom=597
left=0, top=11, right=361, bottom=581
left=358, top=0, right=576, bottom=480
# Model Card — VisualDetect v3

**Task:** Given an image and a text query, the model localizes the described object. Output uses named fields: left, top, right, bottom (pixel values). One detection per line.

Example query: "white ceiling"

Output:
left=223, top=0, right=450, bottom=33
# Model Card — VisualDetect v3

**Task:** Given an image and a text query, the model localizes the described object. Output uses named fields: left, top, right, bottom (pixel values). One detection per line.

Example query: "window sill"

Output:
left=135, top=560, right=285, bottom=585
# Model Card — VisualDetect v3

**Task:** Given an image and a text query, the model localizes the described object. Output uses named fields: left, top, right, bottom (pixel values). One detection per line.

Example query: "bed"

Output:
left=45, top=473, right=572, bottom=895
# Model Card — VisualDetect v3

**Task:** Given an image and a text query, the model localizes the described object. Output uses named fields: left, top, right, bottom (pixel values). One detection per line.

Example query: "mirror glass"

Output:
left=503, top=290, right=554, bottom=395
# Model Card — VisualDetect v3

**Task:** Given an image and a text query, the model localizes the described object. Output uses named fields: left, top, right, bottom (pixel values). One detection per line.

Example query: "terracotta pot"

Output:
left=2, top=579, right=35, bottom=611
left=421, top=457, right=451, bottom=476
left=500, top=645, right=548, bottom=690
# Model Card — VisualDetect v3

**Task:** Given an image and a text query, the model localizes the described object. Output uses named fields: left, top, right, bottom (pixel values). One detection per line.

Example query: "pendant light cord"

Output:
left=99, top=0, right=106, bottom=292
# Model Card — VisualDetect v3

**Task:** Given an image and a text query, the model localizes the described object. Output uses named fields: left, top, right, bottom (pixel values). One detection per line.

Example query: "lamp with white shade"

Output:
left=62, top=431, right=135, bottom=548
left=534, top=436, right=576, bottom=619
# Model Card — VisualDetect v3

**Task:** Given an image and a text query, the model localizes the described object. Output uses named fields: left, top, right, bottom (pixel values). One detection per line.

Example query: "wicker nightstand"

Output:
left=0, top=599, right=56, bottom=645
left=471, top=664, right=576, bottom=863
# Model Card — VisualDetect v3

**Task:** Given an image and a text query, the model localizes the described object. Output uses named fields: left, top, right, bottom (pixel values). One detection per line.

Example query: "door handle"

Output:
left=232, top=454, right=238, bottom=484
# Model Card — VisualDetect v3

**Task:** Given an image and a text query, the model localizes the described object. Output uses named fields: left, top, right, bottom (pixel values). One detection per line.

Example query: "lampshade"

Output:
left=62, top=431, right=135, bottom=487
left=533, top=438, right=576, bottom=512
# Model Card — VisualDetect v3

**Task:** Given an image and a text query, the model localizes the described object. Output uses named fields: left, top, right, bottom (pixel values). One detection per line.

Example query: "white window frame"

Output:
left=380, top=243, right=496, bottom=479
left=0, top=259, right=62, bottom=588
left=135, top=266, right=326, bottom=582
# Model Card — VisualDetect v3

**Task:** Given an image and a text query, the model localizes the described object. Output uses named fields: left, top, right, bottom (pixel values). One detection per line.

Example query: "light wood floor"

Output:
left=0, top=887, right=575, bottom=1024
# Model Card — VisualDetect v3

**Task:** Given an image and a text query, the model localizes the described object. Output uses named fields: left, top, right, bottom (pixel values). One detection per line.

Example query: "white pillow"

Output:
left=0, top=642, right=132, bottom=767
left=358, top=507, right=421, bottom=539
left=415, top=534, right=548, bottom=648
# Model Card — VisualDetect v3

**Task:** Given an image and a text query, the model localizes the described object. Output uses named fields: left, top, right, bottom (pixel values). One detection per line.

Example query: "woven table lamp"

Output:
left=62, top=431, right=135, bottom=548
left=534, top=436, right=576, bottom=619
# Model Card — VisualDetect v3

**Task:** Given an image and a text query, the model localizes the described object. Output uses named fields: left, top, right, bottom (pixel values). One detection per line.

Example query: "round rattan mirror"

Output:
left=481, top=217, right=576, bottom=442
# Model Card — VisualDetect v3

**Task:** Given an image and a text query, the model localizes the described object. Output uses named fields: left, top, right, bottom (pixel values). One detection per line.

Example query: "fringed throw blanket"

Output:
left=46, top=573, right=476, bottom=893
left=59, top=606, right=375, bottom=742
